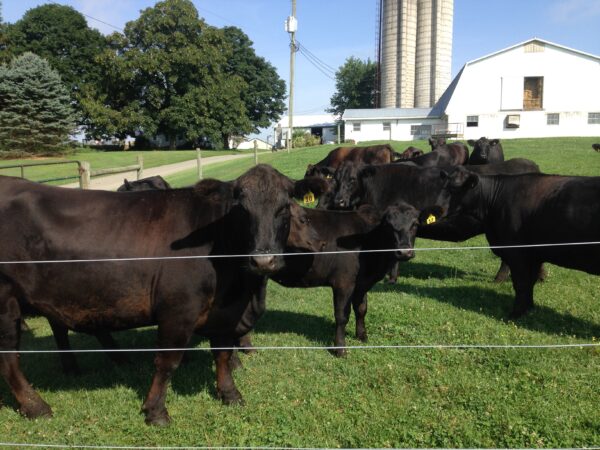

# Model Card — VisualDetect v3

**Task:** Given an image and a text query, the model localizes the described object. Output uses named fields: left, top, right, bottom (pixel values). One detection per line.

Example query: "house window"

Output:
left=523, top=77, right=543, bottom=110
left=382, top=122, right=391, bottom=131
left=352, top=122, right=361, bottom=132
left=547, top=113, right=559, bottom=125
left=588, top=113, right=600, bottom=124
left=410, top=124, right=432, bottom=135
left=466, top=115, right=479, bottom=127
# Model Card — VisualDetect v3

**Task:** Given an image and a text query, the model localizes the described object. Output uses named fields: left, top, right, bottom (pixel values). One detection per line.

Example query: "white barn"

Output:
left=344, top=38, right=600, bottom=142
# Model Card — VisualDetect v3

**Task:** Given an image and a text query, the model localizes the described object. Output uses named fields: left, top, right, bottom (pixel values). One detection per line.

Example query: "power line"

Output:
left=296, top=41, right=337, bottom=73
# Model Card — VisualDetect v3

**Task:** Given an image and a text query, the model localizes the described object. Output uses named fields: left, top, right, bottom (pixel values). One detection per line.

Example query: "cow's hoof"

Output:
left=218, top=388, right=244, bottom=406
left=143, top=409, right=171, bottom=427
left=20, top=400, right=53, bottom=419
left=330, top=348, right=347, bottom=358
left=508, top=307, right=532, bottom=320
left=356, top=332, right=368, bottom=342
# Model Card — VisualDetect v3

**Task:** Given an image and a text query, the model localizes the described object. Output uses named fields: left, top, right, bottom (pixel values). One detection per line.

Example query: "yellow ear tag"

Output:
left=303, top=191, right=316, bottom=204
left=426, top=214, right=437, bottom=225
left=326, top=175, right=333, bottom=179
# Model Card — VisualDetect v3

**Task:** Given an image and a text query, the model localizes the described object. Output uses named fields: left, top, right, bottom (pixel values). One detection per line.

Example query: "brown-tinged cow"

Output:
left=0, top=165, right=326, bottom=425
left=305, top=144, right=401, bottom=178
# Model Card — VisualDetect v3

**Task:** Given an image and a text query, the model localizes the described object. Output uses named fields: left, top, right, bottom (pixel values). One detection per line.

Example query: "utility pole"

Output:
left=285, top=0, right=297, bottom=154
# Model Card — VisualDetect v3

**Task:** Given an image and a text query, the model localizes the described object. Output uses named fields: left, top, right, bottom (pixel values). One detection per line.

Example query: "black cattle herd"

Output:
left=0, top=138, right=598, bottom=425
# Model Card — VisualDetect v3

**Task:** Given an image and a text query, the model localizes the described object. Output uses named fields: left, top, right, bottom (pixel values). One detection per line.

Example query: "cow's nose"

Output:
left=395, top=248, right=415, bottom=260
left=250, top=253, right=276, bottom=273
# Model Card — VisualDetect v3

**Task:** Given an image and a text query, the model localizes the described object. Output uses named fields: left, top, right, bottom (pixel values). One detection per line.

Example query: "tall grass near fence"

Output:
left=0, top=137, right=598, bottom=448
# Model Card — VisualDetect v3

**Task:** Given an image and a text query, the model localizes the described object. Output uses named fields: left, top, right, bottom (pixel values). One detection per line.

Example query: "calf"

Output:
left=117, top=176, right=171, bottom=191
left=436, top=167, right=600, bottom=318
left=271, top=202, right=442, bottom=356
left=0, top=165, right=326, bottom=424
left=305, top=144, right=400, bottom=178
left=468, top=137, right=505, bottom=165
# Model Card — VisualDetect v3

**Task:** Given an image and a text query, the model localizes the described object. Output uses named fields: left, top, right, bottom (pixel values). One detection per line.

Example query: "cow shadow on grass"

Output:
left=384, top=282, right=600, bottom=340
left=3, top=309, right=334, bottom=409
left=389, top=261, right=473, bottom=281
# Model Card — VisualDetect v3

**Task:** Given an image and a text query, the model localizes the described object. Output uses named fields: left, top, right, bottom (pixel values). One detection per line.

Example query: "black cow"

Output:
left=468, top=137, right=505, bottom=165
left=269, top=202, right=442, bottom=357
left=435, top=166, right=600, bottom=318
left=117, top=176, right=171, bottom=191
left=396, top=138, right=468, bottom=167
left=328, top=159, right=543, bottom=283
left=305, top=144, right=400, bottom=178
left=0, top=165, right=326, bottom=424
left=592, top=143, right=600, bottom=152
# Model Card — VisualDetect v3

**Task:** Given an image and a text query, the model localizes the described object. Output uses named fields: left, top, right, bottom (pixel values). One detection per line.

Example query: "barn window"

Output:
left=352, top=122, right=361, bottom=132
left=410, top=124, right=432, bottom=135
left=466, top=115, right=479, bottom=127
left=588, top=113, right=600, bottom=124
left=547, top=113, right=559, bottom=125
left=382, top=122, right=391, bottom=131
left=523, top=77, right=543, bottom=110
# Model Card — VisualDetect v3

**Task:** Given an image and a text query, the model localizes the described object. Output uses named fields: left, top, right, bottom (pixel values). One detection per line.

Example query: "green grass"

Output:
left=1, top=137, right=599, bottom=448
left=0, top=149, right=240, bottom=185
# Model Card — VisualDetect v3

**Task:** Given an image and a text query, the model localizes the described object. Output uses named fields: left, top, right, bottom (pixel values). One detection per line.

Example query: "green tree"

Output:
left=83, top=0, right=249, bottom=149
left=222, top=26, right=286, bottom=134
left=6, top=4, right=107, bottom=121
left=0, top=52, right=76, bottom=154
left=328, top=57, right=377, bottom=119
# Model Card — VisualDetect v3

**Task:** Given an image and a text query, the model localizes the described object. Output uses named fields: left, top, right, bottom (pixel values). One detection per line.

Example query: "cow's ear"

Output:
left=467, top=140, right=476, bottom=147
left=428, top=137, right=435, bottom=146
left=418, top=206, right=445, bottom=225
left=293, top=176, right=329, bottom=199
left=319, top=166, right=335, bottom=178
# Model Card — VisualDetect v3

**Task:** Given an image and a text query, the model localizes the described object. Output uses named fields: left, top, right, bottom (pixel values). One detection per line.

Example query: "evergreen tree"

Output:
left=0, top=52, right=75, bottom=154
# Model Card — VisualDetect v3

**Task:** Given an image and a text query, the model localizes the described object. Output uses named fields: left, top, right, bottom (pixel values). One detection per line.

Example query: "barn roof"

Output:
left=465, top=37, right=600, bottom=66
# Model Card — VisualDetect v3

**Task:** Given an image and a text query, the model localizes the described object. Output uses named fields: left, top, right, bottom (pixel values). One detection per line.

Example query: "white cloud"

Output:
left=548, top=0, right=600, bottom=24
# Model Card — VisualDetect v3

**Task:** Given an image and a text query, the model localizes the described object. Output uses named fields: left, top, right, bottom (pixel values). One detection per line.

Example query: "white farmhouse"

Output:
left=344, top=38, right=600, bottom=142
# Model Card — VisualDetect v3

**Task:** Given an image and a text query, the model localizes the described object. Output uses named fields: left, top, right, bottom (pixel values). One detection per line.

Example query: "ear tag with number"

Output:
left=426, top=214, right=437, bottom=225
left=303, top=191, right=316, bottom=204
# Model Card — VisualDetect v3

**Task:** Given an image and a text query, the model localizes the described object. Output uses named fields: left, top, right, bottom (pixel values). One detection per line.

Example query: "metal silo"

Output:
left=378, top=0, right=453, bottom=108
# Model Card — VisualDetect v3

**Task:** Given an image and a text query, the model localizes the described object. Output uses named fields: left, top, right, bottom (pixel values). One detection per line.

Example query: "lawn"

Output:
left=0, top=137, right=599, bottom=448
left=0, top=148, right=240, bottom=185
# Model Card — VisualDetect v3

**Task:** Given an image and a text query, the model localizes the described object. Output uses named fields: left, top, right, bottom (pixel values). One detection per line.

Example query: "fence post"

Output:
left=254, top=140, right=258, bottom=165
left=79, top=161, right=91, bottom=189
left=196, top=148, right=202, bottom=180
left=137, top=155, right=144, bottom=180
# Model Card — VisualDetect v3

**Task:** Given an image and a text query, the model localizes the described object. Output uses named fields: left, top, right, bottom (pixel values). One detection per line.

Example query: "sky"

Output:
left=4, top=0, right=600, bottom=128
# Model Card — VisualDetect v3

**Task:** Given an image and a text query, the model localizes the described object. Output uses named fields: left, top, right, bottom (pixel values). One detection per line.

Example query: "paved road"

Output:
left=63, top=152, right=255, bottom=191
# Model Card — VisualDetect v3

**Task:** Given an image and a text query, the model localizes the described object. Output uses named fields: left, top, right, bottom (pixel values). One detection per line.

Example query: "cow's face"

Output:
left=429, top=137, right=446, bottom=150
left=286, top=203, right=328, bottom=252
left=304, top=164, right=334, bottom=179
left=439, top=167, right=480, bottom=217
left=330, top=161, right=362, bottom=210
left=470, top=137, right=500, bottom=162
left=232, top=165, right=327, bottom=275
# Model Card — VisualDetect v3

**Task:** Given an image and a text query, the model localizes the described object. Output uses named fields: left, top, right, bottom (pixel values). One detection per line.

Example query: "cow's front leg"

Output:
left=332, top=287, right=352, bottom=357
left=386, top=262, right=400, bottom=284
left=211, top=337, right=243, bottom=405
left=352, top=293, right=368, bottom=342
left=0, top=293, right=52, bottom=418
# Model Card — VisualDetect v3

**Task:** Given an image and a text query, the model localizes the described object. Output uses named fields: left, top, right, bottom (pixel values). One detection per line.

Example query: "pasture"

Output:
left=1, top=137, right=599, bottom=448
